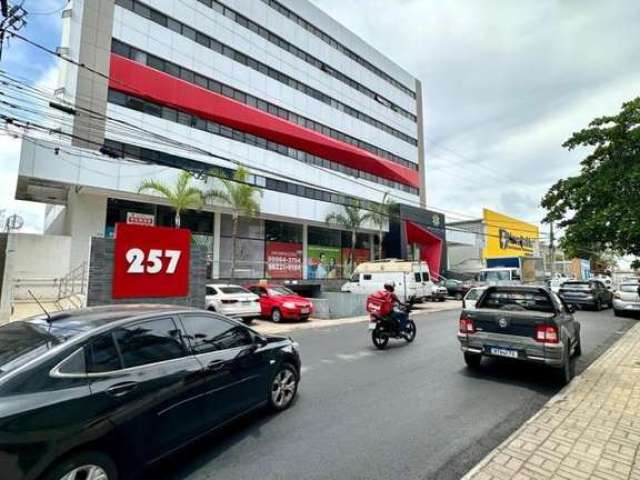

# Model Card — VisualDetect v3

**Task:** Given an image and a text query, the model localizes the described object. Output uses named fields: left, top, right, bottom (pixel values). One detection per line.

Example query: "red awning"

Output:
left=405, top=220, right=443, bottom=277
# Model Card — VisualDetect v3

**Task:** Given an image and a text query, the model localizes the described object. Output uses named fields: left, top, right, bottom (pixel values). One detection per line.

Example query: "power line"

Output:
left=3, top=34, right=549, bottom=238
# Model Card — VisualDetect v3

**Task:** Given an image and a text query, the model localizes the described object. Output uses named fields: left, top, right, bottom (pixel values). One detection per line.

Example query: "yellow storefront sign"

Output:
left=482, top=209, right=539, bottom=258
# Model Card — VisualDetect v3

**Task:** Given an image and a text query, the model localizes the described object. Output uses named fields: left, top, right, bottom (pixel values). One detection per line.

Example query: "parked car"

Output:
left=462, top=286, right=487, bottom=309
left=558, top=280, right=613, bottom=310
left=458, top=286, right=581, bottom=385
left=246, top=283, right=314, bottom=322
left=445, top=279, right=470, bottom=300
left=206, top=283, right=261, bottom=322
left=0, top=305, right=301, bottom=480
left=428, top=282, right=448, bottom=302
left=613, top=281, right=640, bottom=317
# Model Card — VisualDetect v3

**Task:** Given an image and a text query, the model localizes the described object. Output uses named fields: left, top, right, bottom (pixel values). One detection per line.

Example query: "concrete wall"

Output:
left=0, top=233, right=73, bottom=303
left=313, top=292, right=369, bottom=319
left=86, top=237, right=206, bottom=309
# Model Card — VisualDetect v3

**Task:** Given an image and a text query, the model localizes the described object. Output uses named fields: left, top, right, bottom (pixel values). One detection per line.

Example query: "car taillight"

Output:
left=221, top=299, right=238, bottom=304
left=535, top=324, right=559, bottom=344
left=459, top=313, right=475, bottom=334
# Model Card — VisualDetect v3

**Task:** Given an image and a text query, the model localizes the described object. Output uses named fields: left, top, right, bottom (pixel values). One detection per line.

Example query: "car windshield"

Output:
left=0, top=321, right=62, bottom=376
left=269, top=287, right=295, bottom=296
left=563, top=282, right=590, bottom=290
left=620, top=284, right=640, bottom=293
left=479, top=270, right=511, bottom=282
left=220, top=287, right=250, bottom=295
left=479, top=289, right=554, bottom=313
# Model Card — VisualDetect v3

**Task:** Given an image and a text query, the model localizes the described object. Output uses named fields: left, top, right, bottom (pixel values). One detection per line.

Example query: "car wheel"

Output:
left=207, top=306, right=216, bottom=312
left=464, top=352, right=481, bottom=369
left=42, top=451, right=117, bottom=480
left=271, top=308, right=282, bottom=323
left=455, top=292, right=463, bottom=301
left=269, top=363, right=299, bottom=411
left=556, top=343, right=575, bottom=386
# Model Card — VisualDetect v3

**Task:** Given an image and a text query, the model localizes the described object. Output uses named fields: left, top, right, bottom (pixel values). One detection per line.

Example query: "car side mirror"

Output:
left=254, top=336, right=268, bottom=348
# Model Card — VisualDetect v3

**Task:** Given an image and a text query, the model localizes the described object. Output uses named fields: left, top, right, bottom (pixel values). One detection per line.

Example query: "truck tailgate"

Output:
left=466, top=309, right=555, bottom=337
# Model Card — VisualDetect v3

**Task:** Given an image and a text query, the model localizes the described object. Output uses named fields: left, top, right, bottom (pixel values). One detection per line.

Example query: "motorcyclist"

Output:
left=383, top=282, right=409, bottom=331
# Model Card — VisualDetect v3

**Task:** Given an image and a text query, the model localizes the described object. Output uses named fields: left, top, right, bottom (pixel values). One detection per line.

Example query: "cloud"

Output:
left=312, top=0, right=640, bottom=226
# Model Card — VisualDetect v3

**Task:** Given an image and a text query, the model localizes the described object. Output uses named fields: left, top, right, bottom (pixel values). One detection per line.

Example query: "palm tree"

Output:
left=138, top=171, right=204, bottom=228
left=369, top=192, right=397, bottom=260
left=204, top=167, right=262, bottom=279
left=326, top=204, right=372, bottom=277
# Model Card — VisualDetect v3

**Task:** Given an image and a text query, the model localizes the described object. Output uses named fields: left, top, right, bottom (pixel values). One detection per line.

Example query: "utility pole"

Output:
left=549, top=222, right=556, bottom=277
left=0, top=0, right=28, bottom=61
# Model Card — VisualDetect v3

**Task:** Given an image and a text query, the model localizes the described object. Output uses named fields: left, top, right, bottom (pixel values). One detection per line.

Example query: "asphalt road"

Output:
left=145, top=307, right=636, bottom=480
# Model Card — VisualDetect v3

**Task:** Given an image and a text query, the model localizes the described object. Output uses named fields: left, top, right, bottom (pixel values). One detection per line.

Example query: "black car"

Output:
left=559, top=280, right=613, bottom=310
left=444, top=279, right=470, bottom=300
left=0, top=305, right=301, bottom=480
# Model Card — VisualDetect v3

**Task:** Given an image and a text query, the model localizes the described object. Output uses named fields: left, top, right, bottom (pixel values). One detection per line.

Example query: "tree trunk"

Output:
left=230, top=214, right=238, bottom=280
left=378, top=228, right=383, bottom=260
left=175, top=211, right=181, bottom=228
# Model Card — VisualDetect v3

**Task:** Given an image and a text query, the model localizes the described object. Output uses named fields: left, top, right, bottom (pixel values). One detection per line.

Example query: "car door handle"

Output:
left=206, top=359, right=226, bottom=371
left=106, top=381, right=138, bottom=397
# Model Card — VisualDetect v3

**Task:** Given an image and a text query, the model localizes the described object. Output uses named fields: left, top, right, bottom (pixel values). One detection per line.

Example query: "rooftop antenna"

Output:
left=27, top=288, right=52, bottom=322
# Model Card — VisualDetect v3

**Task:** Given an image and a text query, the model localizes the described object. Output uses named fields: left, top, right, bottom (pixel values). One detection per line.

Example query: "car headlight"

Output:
left=283, top=302, right=296, bottom=309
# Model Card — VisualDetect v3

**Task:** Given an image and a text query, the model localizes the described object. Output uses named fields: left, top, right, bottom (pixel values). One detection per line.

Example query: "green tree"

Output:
left=326, top=204, right=372, bottom=276
left=138, top=171, right=203, bottom=228
left=368, top=192, right=396, bottom=260
left=204, top=167, right=262, bottom=279
left=541, top=98, right=640, bottom=259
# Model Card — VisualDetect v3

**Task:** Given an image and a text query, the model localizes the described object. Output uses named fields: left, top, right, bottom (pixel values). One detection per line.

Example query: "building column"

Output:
left=415, top=79, right=427, bottom=208
left=369, top=233, right=375, bottom=260
left=66, top=191, right=107, bottom=272
left=212, top=211, right=221, bottom=279
left=302, top=224, right=308, bottom=280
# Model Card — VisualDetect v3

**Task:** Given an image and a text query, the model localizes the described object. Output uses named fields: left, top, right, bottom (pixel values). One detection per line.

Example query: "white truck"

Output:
left=341, top=259, right=433, bottom=302
left=479, top=257, right=545, bottom=286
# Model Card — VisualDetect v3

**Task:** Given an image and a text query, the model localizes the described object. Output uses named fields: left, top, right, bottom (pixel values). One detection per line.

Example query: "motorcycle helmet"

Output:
left=384, top=282, right=395, bottom=292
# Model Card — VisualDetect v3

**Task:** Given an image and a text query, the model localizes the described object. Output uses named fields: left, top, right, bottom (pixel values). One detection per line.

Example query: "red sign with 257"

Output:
left=112, top=223, right=191, bottom=299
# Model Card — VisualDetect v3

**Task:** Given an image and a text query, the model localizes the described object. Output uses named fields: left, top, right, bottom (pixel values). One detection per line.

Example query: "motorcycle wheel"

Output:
left=371, top=327, right=389, bottom=350
left=404, top=321, right=417, bottom=343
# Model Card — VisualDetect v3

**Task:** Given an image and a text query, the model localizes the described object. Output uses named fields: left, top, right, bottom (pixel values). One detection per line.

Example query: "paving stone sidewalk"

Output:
left=463, top=321, right=640, bottom=480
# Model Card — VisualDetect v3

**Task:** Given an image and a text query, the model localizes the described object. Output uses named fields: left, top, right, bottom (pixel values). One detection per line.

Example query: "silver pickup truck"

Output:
left=457, top=286, right=581, bottom=385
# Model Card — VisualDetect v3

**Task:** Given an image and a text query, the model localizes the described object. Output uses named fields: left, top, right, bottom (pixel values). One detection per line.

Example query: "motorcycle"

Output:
left=368, top=301, right=417, bottom=350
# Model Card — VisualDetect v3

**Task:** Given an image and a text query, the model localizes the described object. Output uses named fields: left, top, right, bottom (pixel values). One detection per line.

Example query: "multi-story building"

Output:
left=16, top=0, right=443, bottom=283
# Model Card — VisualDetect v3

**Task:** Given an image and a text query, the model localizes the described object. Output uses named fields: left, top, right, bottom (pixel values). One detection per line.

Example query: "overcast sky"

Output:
left=313, top=0, right=640, bottom=227
left=1, top=0, right=639, bottom=235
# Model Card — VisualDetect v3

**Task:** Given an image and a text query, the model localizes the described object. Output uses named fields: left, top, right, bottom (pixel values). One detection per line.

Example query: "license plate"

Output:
left=488, top=347, right=519, bottom=359
left=242, top=301, right=251, bottom=306
left=368, top=323, right=376, bottom=330
left=300, top=308, right=309, bottom=314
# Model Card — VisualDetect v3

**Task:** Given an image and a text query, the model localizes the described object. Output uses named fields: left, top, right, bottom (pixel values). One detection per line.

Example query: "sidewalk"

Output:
left=463, top=321, right=640, bottom=480
left=251, top=299, right=460, bottom=335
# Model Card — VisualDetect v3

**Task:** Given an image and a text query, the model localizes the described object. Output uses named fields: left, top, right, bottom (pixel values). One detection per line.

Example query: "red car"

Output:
left=246, top=284, right=313, bottom=322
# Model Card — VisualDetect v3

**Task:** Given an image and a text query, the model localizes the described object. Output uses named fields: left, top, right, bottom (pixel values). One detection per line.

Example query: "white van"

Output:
left=341, top=260, right=433, bottom=302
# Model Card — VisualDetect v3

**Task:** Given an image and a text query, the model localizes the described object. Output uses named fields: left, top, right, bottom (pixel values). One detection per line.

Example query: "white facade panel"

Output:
left=104, top=104, right=419, bottom=206
left=224, top=0, right=417, bottom=114
left=113, top=10, right=418, bottom=163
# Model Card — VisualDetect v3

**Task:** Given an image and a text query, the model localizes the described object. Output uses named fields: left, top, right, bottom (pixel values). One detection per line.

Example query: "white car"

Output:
left=205, top=284, right=261, bottom=323
left=462, top=287, right=487, bottom=310
left=613, top=282, right=640, bottom=317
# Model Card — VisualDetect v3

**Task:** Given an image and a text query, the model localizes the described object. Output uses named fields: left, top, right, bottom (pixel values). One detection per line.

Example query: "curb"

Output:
left=461, top=321, right=640, bottom=479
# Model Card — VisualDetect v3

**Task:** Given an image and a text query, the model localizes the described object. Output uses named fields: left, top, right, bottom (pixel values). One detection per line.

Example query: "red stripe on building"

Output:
left=109, top=54, right=419, bottom=188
